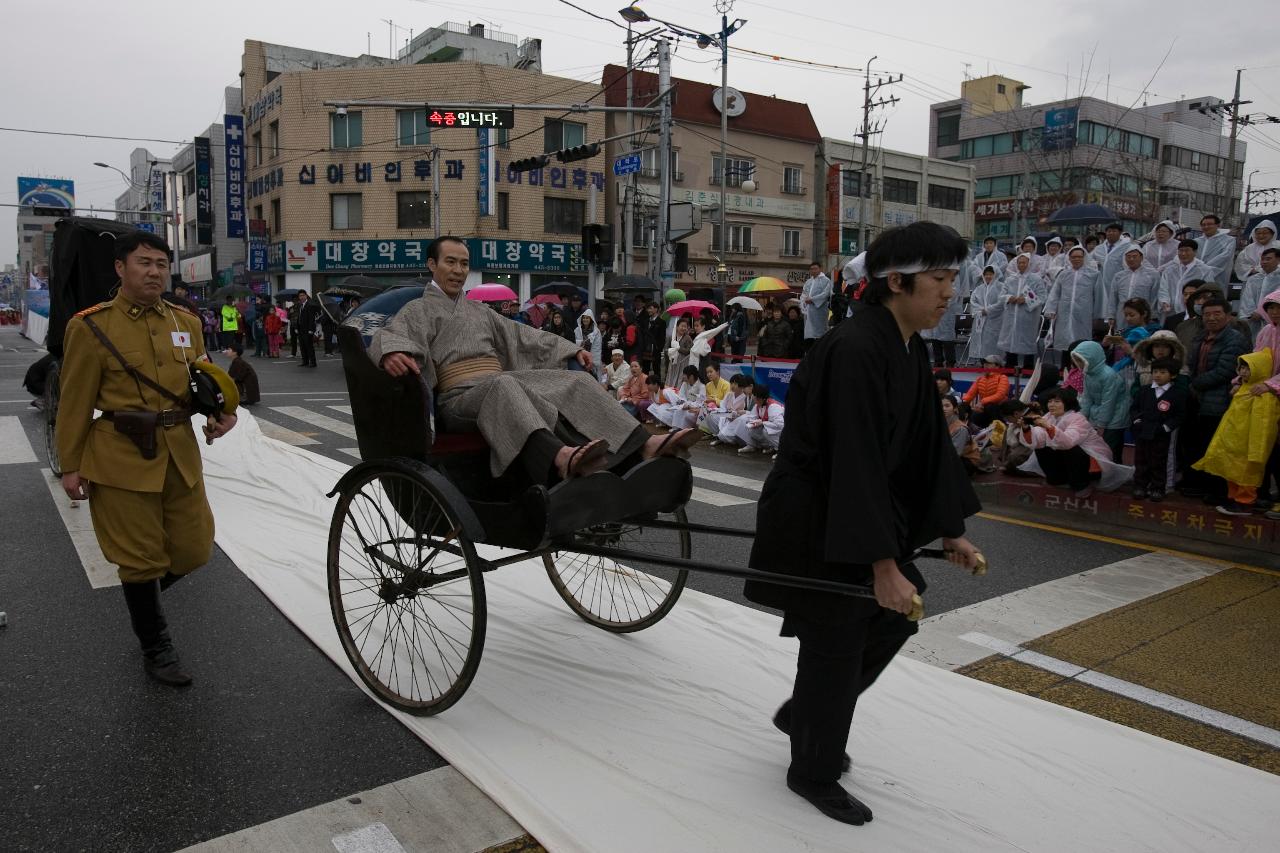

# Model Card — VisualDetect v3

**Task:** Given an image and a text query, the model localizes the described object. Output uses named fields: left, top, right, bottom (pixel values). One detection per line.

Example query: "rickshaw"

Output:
left=326, top=290, right=981, bottom=716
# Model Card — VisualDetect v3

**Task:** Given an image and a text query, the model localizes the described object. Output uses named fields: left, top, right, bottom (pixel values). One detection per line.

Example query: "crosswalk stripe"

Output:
left=0, top=415, right=38, bottom=464
left=40, top=467, right=118, bottom=588
left=690, top=465, right=763, bottom=493
left=689, top=485, right=753, bottom=507
left=268, top=406, right=358, bottom=441
left=337, top=447, right=361, bottom=459
left=256, top=418, right=320, bottom=446
left=328, top=405, right=353, bottom=415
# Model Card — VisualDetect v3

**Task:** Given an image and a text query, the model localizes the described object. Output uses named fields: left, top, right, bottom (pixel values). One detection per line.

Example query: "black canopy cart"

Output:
left=326, top=294, right=980, bottom=716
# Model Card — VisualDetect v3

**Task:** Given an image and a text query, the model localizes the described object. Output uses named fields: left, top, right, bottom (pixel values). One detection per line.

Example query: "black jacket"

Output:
left=744, top=305, right=980, bottom=621
left=1130, top=383, right=1187, bottom=440
left=1189, top=326, right=1248, bottom=416
left=297, top=300, right=321, bottom=334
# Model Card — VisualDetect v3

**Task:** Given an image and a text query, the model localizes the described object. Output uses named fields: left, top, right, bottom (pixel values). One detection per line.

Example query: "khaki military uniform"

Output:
left=55, top=294, right=215, bottom=583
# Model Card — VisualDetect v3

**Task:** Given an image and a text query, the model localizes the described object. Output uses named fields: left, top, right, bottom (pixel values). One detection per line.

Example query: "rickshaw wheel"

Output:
left=45, top=361, right=61, bottom=477
left=544, top=507, right=690, bottom=633
left=327, top=462, right=486, bottom=715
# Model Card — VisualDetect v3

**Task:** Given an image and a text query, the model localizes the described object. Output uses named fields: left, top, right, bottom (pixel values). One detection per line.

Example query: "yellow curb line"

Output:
left=975, top=511, right=1279, bottom=578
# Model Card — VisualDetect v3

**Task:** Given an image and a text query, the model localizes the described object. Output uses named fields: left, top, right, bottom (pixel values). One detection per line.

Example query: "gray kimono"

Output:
left=369, top=284, right=642, bottom=475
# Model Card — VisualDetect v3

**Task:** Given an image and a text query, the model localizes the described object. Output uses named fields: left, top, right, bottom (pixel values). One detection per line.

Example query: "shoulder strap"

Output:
left=81, top=314, right=185, bottom=406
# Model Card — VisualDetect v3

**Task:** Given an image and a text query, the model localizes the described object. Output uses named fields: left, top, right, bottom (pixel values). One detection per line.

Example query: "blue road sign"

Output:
left=613, top=153, right=642, bottom=177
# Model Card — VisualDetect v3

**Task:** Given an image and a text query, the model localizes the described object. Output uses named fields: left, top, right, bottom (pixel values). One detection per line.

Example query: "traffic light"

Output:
left=509, top=154, right=551, bottom=172
left=581, top=223, right=612, bottom=264
left=556, top=143, right=601, bottom=163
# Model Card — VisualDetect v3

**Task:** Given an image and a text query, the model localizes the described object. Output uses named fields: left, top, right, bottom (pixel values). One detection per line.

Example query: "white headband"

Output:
left=876, top=260, right=962, bottom=276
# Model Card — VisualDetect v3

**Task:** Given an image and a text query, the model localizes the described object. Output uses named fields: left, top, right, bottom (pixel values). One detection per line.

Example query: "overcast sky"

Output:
left=5, top=0, right=1279, bottom=264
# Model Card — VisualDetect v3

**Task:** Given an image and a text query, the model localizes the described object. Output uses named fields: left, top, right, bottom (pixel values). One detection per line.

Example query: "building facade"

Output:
left=172, top=87, right=247, bottom=299
left=240, top=32, right=605, bottom=300
left=929, top=76, right=1246, bottom=242
left=601, top=65, right=821, bottom=291
left=816, top=138, right=975, bottom=261
left=111, top=148, right=175, bottom=238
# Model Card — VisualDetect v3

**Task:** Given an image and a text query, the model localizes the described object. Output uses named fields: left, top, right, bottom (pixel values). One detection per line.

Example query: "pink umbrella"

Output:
left=466, top=283, right=519, bottom=302
left=666, top=299, right=721, bottom=317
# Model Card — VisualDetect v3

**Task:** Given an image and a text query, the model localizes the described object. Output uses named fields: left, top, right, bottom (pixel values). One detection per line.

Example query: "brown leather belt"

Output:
left=101, top=409, right=194, bottom=428
left=435, top=356, right=502, bottom=393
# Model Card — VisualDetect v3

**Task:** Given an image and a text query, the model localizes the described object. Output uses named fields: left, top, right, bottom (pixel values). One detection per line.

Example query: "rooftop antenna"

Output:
left=367, top=32, right=371, bottom=55
left=963, top=62, right=972, bottom=81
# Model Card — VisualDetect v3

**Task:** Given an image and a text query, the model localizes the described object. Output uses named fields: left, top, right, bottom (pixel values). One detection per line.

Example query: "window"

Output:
left=883, top=177, right=918, bottom=205
left=783, top=165, right=804, bottom=194
left=842, top=170, right=869, bottom=197
left=782, top=229, right=802, bottom=257
left=936, top=113, right=960, bottom=147
left=268, top=121, right=279, bottom=158
left=997, top=83, right=1007, bottom=94
left=182, top=169, right=196, bottom=195
left=711, top=155, right=754, bottom=187
left=331, top=193, right=363, bottom=229
left=331, top=112, right=363, bottom=149
left=252, top=131, right=262, bottom=166
left=641, top=148, right=681, bottom=181
left=270, top=198, right=281, bottom=235
left=396, top=191, right=431, bottom=229
left=544, top=197, right=585, bottom=234
left=396, top=109, right=432, bottom=146
left=991, top=133, right=1014, bottom=156
left=496, top=128, right=510, bottom=148
left=710, top=223, right=753, bottom=253
left=497, top=192, right=510, bottom=230
left=253, top=204, right=263, bottom=225
left=544, top=118, right=586, bottom=151
left=633, top=211, right=656, bottom=248
left=928, top=184, right=966, bottom=211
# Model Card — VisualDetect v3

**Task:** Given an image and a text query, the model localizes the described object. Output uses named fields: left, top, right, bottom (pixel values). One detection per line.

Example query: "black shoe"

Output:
left=144, top=646, right=193, bottom=686
left=786, top=774, right=873, bottom=826
left=773, top=706, right=852, bottom=774
left=1132, top=488, right=1147, bottom=500
left=1215, top=501, right=1252, bottom=517
left=121, top=580, right=192, bottom=687
left=1148, top=490, right=1165, bottom=502
left=159, top=571, right=186, bottom=592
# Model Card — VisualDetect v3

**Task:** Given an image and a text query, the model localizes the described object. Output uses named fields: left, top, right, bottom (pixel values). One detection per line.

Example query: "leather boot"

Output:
left=121, top=580, right=192, bottom=687
left=159, top=571, right=186, bottom=592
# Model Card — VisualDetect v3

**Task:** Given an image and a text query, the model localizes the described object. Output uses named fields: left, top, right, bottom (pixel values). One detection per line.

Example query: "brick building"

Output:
left=600, top=65, right=821, bottom=291
left=240, top=36, right=606, bottom=299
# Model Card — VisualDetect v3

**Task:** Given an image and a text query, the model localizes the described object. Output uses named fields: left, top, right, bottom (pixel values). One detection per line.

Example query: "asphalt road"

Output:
left=0, top=324, right=1145, bottom=852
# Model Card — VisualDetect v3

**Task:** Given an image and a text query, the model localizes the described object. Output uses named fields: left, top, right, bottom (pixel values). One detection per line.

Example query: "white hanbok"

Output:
left=706, top=390, right=750, bottom=440
left=1043, top=266, right=1103, bottom=349
left=649, top=380, right=705, bottom=430
left=688, top=322, right=729, bottom=372
left=732, top=399, right=785, bottom=451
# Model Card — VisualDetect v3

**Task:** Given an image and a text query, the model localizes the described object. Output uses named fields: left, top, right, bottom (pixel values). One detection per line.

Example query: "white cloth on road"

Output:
left=199, top=410, right=1280, bottom=853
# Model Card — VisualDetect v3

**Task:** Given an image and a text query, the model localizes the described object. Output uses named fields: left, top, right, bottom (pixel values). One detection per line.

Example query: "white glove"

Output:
left=666, top=346, right=679, bottom=360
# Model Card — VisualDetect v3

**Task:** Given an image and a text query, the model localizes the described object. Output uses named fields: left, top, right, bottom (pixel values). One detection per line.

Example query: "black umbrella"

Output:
left=604, top=273, right=657, bottom=292
left=323, top=286, right=372, bottom=298
left=211, top=283, right=250, bottom=300
left=533, top=281, right=588, bottom=299
left=1046, top=203, right=1117, bottom=226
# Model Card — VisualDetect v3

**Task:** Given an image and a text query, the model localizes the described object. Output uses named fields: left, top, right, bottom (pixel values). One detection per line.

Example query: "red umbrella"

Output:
left=526, top=294, right=562, bottom=307
left=466, top=283, right=518, bottom=302
left=666, top=299, right=721, bottom=317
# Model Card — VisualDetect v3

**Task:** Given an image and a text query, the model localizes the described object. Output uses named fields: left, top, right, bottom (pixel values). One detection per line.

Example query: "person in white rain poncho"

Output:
left=1111, top=246, right=1164, bottom=323
left=1093, top=223, right=1133, bottom=316
left=733, top=383, right=785, bottom=454
left=1239, top=247, right=1280, bottom=337
left=574, top=308, right=603, bottom=378
left=649, top=364, right=706, bottom=430
left=1143, top=220, right=1180, bottom=272
left=1042, top=236, right=1068, bottom=281
left=1234, top=219, right=1277, bottom=281
left=974, top=236, right=1007, bottom=281
left=921, top=258, right=971, bottom=367
left=1044, top=246, right=1103, bottom=350
left=800, top=262, right=833, bottom=350
left=998, top=253, right=1046, bottom=369
left=1005, top=236, right=1045, bottom=277
left=967, top=265, right=1005, bottom=362
left=1160, top=239, right=1216, bottom=315
left=1195, top=214, right=1235, bottom=287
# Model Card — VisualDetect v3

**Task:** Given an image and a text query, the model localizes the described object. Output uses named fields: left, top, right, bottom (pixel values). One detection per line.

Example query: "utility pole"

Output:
left=656, top=38, right=674, bottom=283
left=623, top=22, right=634, bottom=276
left=856, top=58, right=901, bottom=254
left=1221, top=68, right=1246, bottom=221
left=432, top=147, right=442, bottom=239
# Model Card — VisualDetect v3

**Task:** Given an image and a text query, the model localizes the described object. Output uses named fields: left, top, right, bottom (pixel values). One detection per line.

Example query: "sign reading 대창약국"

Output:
left=267, top=238, right=586, bottom=274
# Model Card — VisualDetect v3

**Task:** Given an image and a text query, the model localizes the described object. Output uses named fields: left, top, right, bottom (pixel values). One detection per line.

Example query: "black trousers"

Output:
left=930, top=340, right=957, bottom=367
left=1005, top=352, right=1035, bottom=371
left=1035, top=445, right=1094, bottom=490
left=1133, top=432, right=1171, bottom=492
left=298, top=331, right=316, bottom=366
left=777, top=608, right=917, bottom=784
left=517, top=423, right=650, bottom=486
left=1180, top=413, right=1225, bottom=498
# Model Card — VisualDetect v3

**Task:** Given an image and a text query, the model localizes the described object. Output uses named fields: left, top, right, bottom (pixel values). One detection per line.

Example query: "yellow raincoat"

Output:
left=1193, top=349, right=1279, bottom=486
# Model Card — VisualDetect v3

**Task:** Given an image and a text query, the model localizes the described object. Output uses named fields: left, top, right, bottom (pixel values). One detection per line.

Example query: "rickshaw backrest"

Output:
left=48, top=217, right=147, bottom=357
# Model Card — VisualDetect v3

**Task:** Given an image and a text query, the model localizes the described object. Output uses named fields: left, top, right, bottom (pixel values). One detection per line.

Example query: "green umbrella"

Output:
left=662, top=287, right=686, bottom=321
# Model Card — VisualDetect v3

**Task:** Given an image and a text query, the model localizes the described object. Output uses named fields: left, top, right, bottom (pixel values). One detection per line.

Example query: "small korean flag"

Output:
left=171, top=331, right=192, bottom=348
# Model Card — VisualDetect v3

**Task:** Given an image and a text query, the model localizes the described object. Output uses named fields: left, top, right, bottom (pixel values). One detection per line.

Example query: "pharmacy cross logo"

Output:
left=226, top=124, right=243, bottom=142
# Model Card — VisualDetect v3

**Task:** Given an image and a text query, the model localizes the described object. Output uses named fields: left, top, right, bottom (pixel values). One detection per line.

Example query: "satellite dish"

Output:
left=712, top=87, right=746, bottom=117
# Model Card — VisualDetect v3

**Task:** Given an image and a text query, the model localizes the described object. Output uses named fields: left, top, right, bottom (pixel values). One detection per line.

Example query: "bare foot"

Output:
left=555, top=438, right=610, bottom=479
left=642, top=428, right=700, bottom=460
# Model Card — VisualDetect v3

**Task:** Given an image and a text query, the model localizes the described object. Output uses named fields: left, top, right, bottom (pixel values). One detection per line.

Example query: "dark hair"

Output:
left=427, top=236, right=468, bottom=263
left=1178, top=239, right=1199, bottom=251
left=941, top=394, right=959, bottom=408
left=1002, top=399, right=1029, bottom=418
left=1183, top=278, right=1205, bottom=292
left=1261, top=247, right=1280, bottom=260
left=676, top=316, right=689, bottom=327
left=934, top=368, right=953, bottom=383
left=957, top=401, right=973, bottom=421
left=1043, top=386, right=1080, bottom=411
left=729, top=373, right=747, bottom=387
left=1084, top=235, right=1099, bottom=246
left=809, top=260, right=823, bottom=268
left=752, top=384, right=771, bottom=400
left=1200, top=213, right=1221, bottom=224
left=862, top=223, right=969, bottom=305
left=1199, top=296, right=1230, bottom=314
left=1150, top=357, right=1180, bottom=375
left=681, top=365, right=700, bottom=380
left=226, top=342, right=244, bottom=356
left=645, top=374, right=662, bottom=387
left=704, top=360, right=721, bottom=377
left=1122, top=297, right=1151, bottom=320
left=983, top=236, right=996, bottom=244
left=225, top=295, right=234, bottom=303
left=113, top=230, right=172, bottom=263
left=1104, top=222, right=1122, bottom=232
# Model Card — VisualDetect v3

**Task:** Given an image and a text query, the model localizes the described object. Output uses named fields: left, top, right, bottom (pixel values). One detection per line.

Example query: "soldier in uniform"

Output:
left=55, top=231, right=238, bottom=687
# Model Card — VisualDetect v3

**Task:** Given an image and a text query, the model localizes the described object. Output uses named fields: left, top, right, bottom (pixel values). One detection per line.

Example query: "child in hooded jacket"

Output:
left=1071, top=340, right=1130, bottom=462
left=1193, top=348, right=1279, bottom=515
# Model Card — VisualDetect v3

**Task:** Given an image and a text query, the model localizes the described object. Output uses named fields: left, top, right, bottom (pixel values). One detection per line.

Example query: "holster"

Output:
left=109, top=411, right=159, bottom=460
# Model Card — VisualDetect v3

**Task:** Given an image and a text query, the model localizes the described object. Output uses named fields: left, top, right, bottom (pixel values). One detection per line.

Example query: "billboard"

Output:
left=17, top=177, right=75, bottom=209
left=194, top=137, right=214, bottom=245
left=1042, top=107, right=1079, bottom=152
left=224, top=114, right=246, bottom=238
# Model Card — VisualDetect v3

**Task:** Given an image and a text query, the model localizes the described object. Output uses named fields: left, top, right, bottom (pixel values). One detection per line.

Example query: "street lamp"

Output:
left=620, top=2, right=746, bottom=284
left=95, top=160, right=180, bottom=276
